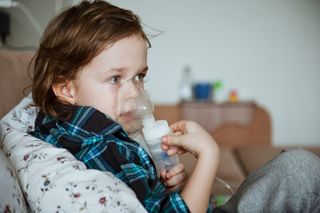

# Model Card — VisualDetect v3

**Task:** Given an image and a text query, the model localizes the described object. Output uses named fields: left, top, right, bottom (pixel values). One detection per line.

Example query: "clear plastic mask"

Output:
left=116, top=75, right=154, bottom=133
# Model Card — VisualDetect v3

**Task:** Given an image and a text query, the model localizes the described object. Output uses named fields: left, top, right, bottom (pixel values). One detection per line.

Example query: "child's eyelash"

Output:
left=136, top=73, right=148, bottom=82
left=106, top=73, right=148, bottom=85
left=107, top=75, right=121, bottom=85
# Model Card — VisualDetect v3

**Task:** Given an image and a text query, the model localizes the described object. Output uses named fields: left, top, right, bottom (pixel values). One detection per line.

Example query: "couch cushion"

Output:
left=180, top=148, right=245, bottom=191
left=0, top=50, right=34, bottom=118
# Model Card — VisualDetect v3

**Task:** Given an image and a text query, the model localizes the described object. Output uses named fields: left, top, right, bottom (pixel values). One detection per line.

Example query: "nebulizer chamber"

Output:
left=120, top=87, right=179, bottom=172
left=142, top=116, right=180, bottom=172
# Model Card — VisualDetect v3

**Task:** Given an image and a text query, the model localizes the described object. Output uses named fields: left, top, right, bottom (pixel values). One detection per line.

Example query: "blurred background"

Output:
left=1, top=0, right=320, bottom=147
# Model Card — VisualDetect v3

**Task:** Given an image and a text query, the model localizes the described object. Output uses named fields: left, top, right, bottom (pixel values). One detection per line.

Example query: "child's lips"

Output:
left=120, top=112, right=136, bottom=122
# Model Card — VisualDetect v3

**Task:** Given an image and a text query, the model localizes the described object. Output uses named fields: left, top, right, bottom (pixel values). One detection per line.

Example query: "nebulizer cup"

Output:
left=209, top=177, right=235, bottom=208
left=117, top=83, right=179, bottom=173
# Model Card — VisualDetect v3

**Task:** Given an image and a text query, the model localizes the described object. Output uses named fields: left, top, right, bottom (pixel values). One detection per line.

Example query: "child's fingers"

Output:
left=160, top=170, right=167, bottom=181
left=162, top=134, right=184, bottom=146
left=161, top=143, right=169, bottom=151
left=166, top=181, right=186, bottom=192
left=162, top=143, right=185, bottom=155
left=162, top=164, right=188, bottom=192
left=167, top=146, right=179, bottom=155
left=169, top=121, right=187, bottom=133
left=166, top=163, right=185, bottom=179
left=173, top=131, right=183, bottom=136
left=162, top=131, right=184, bottom=154
left=162, top=134, right=192, bottom=154
left=166, top=146, right=186, bottom=155
left=177, top=149, right=186, bottom=155
left=164, top=171, right=187, bottom=188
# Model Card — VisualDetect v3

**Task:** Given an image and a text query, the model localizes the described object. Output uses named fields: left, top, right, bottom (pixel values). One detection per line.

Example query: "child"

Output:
left=31, top=1, right=220, bottom=212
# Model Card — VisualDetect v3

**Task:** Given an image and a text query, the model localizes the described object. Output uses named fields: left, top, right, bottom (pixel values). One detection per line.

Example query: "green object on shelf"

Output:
left=213, top=80, right=223, bottom=91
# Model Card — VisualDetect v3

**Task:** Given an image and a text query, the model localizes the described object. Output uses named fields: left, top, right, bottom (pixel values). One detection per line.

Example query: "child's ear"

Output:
left=52, top=80, right=77, bottom=104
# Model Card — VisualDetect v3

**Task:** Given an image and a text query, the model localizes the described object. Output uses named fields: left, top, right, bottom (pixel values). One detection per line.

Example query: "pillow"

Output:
left=0, top=94, right=147, bottom=212
left=0, top=148, right=28, bottom=212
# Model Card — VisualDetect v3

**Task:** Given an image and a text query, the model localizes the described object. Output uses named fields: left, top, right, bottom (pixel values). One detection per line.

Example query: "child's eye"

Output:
left=134, top=73, right=147, bottom=83
left=108, top=76, right=121, bottom=85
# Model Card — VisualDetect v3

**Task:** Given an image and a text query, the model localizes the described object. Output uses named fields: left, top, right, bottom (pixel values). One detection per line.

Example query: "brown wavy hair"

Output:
left=32, top=0, right=150, bottom=120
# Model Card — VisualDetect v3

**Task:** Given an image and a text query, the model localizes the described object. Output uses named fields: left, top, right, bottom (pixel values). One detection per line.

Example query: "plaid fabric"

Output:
left=31, top=106, right=190, bottom=212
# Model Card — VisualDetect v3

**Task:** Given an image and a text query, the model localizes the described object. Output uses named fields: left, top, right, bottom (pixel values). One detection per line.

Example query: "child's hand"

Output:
left=162, top=120, right=218, bottom=158
left=162, top=121, right=219, bottom=213
left=161, top=131, right=186, bottom=156
left=160, top=163, right=188, bottom=192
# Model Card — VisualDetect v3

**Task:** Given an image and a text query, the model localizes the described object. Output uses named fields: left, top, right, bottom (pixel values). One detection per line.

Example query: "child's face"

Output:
left=73, top=35, right=148, bottom=133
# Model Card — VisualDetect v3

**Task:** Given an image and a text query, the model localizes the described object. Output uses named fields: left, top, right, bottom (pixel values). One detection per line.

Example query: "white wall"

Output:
left=2, top=0, right=320, bottom=146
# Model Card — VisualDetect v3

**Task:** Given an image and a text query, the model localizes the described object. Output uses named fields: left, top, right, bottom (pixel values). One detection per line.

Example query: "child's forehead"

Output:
left=86, top=36, right=148, bottom=73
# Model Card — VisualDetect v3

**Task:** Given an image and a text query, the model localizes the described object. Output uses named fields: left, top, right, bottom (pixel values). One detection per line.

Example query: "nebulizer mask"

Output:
left=117, top=77, right=179, bottom=172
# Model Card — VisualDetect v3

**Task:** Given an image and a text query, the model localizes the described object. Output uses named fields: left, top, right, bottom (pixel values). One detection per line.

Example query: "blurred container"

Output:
left=179, top=66, right=193, bottom=101
left=193, top=82, right=213, bottom=101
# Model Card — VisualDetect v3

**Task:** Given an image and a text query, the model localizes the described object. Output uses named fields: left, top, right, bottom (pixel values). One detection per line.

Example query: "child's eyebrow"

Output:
left=141, top=66, right=149, bottom=73
left=106, top=67, right=125, bottom=73
left=109, top=66, right=148, bottom=73
left=99, top=68, right=122, bottom=79
left=103, top=66, right=149, bottom=76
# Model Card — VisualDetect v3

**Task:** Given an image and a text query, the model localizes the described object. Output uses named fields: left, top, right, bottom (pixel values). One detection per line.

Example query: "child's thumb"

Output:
left=162, top=134, right=183, bottom=146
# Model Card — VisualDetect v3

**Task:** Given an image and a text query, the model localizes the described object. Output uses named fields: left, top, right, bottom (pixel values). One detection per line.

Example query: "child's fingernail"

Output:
left=162, top=144, right=168, bottom=150
left=162, top=136, right=168, bottom=142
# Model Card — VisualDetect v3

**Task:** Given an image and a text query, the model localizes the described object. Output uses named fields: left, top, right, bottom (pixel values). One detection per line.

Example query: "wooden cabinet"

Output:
left=155, top=101, right=271, bottom=148
left=179, top=101, right=255, bottom=132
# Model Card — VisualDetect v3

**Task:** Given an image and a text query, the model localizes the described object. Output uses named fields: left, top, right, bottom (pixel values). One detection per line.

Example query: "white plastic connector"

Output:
left=142, top=115, right=156, bottom=128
